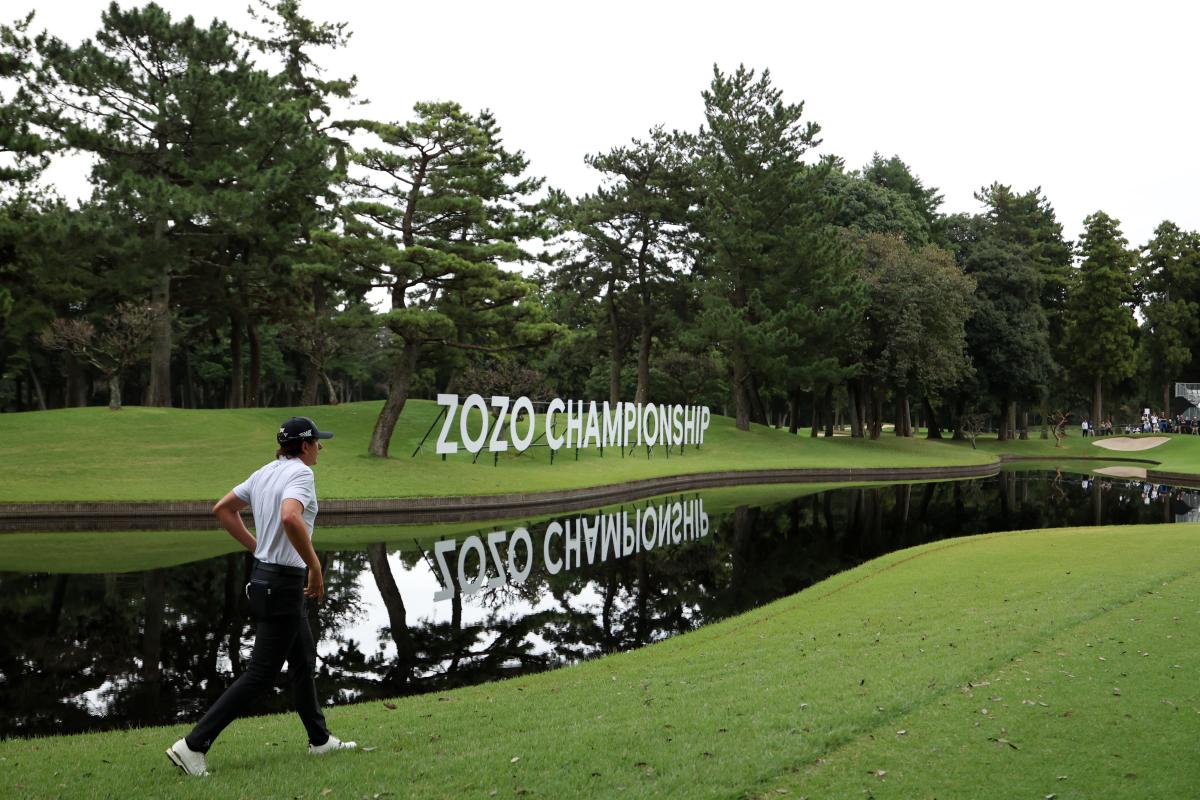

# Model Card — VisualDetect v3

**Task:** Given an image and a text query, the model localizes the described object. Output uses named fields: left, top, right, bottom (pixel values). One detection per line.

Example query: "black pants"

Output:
left=186, top=565, right=330, bottom=752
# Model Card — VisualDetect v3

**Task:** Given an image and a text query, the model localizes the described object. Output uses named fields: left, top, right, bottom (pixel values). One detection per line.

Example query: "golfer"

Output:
left=167, top=416, right=355, bottom=776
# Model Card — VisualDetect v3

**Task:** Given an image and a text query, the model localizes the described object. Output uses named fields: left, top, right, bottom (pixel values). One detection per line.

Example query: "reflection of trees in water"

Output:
left=3, top=473, right=1193, bottom=737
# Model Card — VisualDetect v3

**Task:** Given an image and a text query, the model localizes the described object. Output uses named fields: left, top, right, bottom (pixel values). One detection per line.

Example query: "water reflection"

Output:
left=1, top=471, right=1197, bottom=739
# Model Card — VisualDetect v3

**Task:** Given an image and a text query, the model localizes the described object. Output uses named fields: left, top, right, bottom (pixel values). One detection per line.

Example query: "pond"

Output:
left=2, top=468, right=1197, bottom=739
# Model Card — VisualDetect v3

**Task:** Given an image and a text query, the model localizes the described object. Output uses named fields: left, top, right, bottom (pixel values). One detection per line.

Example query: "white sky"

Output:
left=29, top=0, right=1200, bottom=249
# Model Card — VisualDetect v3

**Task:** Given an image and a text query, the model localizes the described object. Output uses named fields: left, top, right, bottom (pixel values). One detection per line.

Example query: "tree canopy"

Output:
left=1, top=2, right=1191, bottom=448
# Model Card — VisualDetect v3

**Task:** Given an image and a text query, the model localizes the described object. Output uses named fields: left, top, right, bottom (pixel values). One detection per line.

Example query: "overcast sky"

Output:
left=31, top=0, right=1200, bottom=249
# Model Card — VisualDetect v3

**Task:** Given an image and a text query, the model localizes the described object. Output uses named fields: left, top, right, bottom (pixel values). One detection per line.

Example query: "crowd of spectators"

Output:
left=1080, top=411, right=1200, bottom=436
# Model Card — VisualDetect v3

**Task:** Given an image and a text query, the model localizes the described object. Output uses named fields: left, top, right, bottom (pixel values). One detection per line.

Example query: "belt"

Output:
left=254, top=559, right=306, bottom=577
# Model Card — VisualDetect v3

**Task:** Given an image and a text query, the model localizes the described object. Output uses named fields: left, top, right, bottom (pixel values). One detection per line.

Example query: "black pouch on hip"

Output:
left=245, top=578, right=271, bottom=619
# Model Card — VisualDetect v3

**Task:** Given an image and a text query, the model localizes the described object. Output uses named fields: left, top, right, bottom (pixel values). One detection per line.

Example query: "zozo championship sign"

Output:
left=432, top=394, right=711, bottom=454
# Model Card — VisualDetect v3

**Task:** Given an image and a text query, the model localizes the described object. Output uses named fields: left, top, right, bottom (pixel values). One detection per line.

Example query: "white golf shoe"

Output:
left=166, top=738, right=209, bottom=777
left=308, top=734, right=357, bottom=755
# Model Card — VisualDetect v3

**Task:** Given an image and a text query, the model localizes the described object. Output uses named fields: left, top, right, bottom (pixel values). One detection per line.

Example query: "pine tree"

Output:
left=557, top=127, right=692, bottom=406
left=962, top=236, right=1052, bottom=439
left=339, top=102, right=556, bottom=457
left=1138, top=221, right=1200, bottom=413
left=1064, top=211, right=1138, bottom=423
left=693, top=65, right=822, bottom=431
left=20, top=3, right=274, bottom=406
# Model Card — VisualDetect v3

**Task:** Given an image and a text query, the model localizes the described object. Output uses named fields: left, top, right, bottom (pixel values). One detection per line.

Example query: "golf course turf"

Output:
left=7, top=402, right=1200, bottom=506
left=4, top=403, right=1200, bottom=798
left=1, top=523, right=1196, bottom=798
left=0, top=401, right=1001, bottom=503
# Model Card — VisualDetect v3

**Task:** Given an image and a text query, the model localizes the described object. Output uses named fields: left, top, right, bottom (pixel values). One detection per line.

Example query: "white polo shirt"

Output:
left=232, top=456, right=319, bottom=569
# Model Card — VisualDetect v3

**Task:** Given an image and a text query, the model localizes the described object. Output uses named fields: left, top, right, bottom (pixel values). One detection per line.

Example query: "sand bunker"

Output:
left=1092, top=465, right=1148, bottom=479
left=1090, top=436, right=1169, bottom=452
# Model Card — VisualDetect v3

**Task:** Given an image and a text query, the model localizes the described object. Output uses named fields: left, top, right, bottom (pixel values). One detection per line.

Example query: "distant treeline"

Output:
left=2, top=2, right=1197, bottom=454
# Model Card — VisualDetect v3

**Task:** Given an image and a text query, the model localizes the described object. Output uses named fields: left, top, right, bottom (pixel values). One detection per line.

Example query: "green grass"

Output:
left=970, top=428, right=1200, bottom=471
left=3, top=523, right=1197, bottom=798
left=0, top=402, right=997, bottom=502
left=0, top=481, right=905, bottom=573
left=965, top=429, right=1200, bottom=484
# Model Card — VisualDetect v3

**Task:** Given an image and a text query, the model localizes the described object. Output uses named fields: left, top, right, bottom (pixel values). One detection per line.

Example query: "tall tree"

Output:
left=1138, top=221, right=1200, bottom=413
left=1063, top=211, right=1138, bottom=424
left=853, top=233, right=974, bottom=438
left=19, top=3, right=274, bottom=406
left=557, top=127, right=692, bottom=405
left=955, top=184, right=1072, bottom=435
left=339, top=102, right=556, bottom=457
left=0, top=14, right=53, bottom=187
left=975, top=183, right=1073, bottom=330
left=962, top=237, right=1052, bottom=439
left=692, top=65, right=822, bottom=431
left=861, top=153, right=943, bottom=239
left=826, top=170, right=930, bottom=245
left=243, top=0, right=358, bottom=407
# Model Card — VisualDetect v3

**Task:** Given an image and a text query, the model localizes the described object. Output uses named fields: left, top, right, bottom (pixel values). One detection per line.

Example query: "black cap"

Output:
left=277, top=416, right=334, bottom=445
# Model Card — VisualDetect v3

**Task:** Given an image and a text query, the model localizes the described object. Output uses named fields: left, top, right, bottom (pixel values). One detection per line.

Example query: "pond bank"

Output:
left=2, top=522, right=1196, bottom=798
left=0, top=461, right=1002, bottom=529
left=0, top=453, right=1170, bottom=531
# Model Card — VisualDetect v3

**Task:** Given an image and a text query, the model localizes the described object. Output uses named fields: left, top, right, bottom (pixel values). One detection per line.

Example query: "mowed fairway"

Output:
left=3, top=523, right=1197, bottom=799
left=0, top=401, right=996, bottom=502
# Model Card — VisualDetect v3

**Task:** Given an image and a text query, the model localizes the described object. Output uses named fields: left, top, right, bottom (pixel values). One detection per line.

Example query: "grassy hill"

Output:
left=2, top=522, right=1196, bottom=798
left=0, top=401, right=998, bottom=502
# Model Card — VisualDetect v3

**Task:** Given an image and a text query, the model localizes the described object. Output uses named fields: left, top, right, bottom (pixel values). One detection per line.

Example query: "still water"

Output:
left=2, top=469, right=1197, bottom=739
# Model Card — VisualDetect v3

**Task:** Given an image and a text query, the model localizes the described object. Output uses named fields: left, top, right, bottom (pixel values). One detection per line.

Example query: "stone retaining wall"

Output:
left=0, top=462, right=1002, bottom=531
left=1, top=456, right=1173, bottom=532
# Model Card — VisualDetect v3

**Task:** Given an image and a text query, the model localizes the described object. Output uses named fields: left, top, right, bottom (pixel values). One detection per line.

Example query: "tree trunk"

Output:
left=635, top=321, right=651, bottom=405
left=1019, top=410, right=1029, bottom=440
left=895, top=394, right=910, bottom=436
left=870, top=383, right=883, bottom=440
left=147, top=263, right=172, bottom=407
left=366, top=543, right=413, bottom=664
left=923, top=396, right=942, bottom=439
left=322, top=371, right=339, bottom=405
left=809, top=390, right=820, bottom=437
left=247, top=318, right=262, bottom=408
left=952, top=396, right=966, bottom=440
left=368, top=341, right=421, bottom=457
left=28, top=361, right=47, bottom=411
left=1163, top=383, right=1171, bottom=422
left=787, top=391, right=799, bottom=434
left=859, top=380, right=871, bottom=438
left=824, top=385, right=835, bottom=437
left=301, top=281, right=328, bottom=406
left=1092, top=375, right=1102, bottom=428
left=634, top=234, right=653, bottom=405
left=748, top=375, right=768, bottom=426
left=65, top=351, right=88, bottom=407
left=848, top=381, right=863, bottom=438
left=607, top=290, right=623, bottom=407
left=732, top=353, right=750, bottom=431
left=608, top=329, right=623, bottom=408
left=1007, top=401, right=1017, bottom=441
left=107, top=373, right=122, bottom=411
left=227, top=311, right=243, bottom=409
left=301, top=361, right=320, bottom=406
left=142, top=569, right=165, bottom=683
left=182, top=345, right=195, bottom=409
